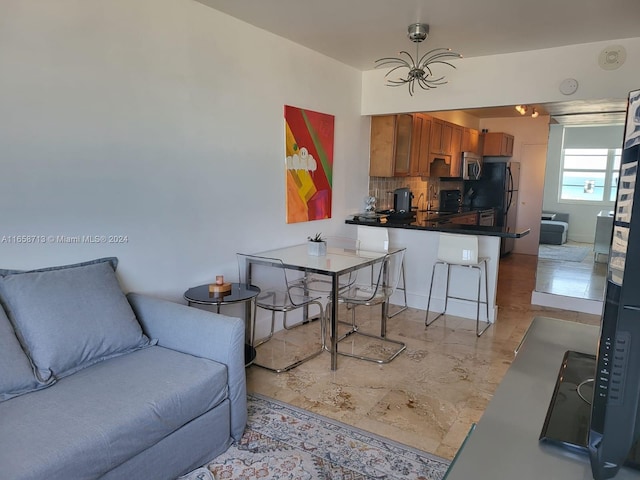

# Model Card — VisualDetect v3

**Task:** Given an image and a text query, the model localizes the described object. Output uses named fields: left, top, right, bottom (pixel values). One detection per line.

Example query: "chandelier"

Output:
left=375, top=23, right=462, bottom=96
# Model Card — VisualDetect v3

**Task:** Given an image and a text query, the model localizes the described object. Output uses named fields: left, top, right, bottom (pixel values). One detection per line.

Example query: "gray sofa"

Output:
left=540, top=211, right=570, bottom=245
left=0, top=257, right=246, bottom=480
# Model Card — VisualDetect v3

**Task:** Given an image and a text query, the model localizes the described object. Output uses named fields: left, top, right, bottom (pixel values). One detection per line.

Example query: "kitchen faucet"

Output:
left=427, top=184, right=437, bottom=211
left=416, top=192, right=425, bottom=211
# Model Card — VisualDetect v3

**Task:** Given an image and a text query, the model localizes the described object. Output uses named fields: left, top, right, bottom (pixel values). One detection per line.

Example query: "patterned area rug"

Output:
left=188, top=393, right=450, bottom=480
left=538, top=244, right=591, bottom=262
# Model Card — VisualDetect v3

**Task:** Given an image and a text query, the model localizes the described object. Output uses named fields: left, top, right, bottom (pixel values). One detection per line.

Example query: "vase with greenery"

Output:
left=307, top=233, right=327, bottom=256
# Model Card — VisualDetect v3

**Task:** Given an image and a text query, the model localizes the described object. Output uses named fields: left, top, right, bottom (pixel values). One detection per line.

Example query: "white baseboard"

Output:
left=531, top=290, right=603, bottom=315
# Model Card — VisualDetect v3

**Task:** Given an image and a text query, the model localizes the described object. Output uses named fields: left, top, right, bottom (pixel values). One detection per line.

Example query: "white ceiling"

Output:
left=195, top=0, right=639, bottom=70
left=194, top=0, right=638, bottom=123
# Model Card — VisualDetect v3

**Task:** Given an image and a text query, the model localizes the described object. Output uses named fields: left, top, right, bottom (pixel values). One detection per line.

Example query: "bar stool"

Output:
left=425, top=233, right=491, bottom=337
left=356, top=225, right=408, bottom=317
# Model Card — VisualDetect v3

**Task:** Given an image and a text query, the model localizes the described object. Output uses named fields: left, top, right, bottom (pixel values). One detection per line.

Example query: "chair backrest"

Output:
left=349, top=248, right=406, bottom=302
left=381, top=248, right=405, bottom=296
left=237, top=253, right=306, bottom=306
left=356, top=225, right=389, bottom=253
left=325, top=236, right=358, bottom=251
left=437, top=233, right=479, bottom=266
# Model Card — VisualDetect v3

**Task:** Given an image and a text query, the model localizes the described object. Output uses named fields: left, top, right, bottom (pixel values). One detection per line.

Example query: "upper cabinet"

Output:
left=449, top=125, right=463, bottom=177
left=369, top=115, right=497, bottom=177
left=462, top=128, right=481, bottom=154
left=411, top=114, right=432, bottom=177
left=370, top=114, right=431, bottom=177
left=429, top=118, right=453, bottom=156
left=370, top=115, right=409, bottom=176
left=429, top=118, right=463, bottom=177
left=483, top=132, right=514, bottom=156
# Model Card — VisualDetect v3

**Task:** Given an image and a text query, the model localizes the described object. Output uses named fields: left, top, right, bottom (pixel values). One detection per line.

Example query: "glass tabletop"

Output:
left=184, top=283, right=260, bottom=305
left=252, top=243, right=394, bottom=275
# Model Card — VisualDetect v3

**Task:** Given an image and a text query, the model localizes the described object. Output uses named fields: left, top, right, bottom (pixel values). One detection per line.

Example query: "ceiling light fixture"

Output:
left=375, top=23, right=462, bottom=96
left=515, top=105, right=539, bottom=118
left=515, top=105, right=528, bottom=115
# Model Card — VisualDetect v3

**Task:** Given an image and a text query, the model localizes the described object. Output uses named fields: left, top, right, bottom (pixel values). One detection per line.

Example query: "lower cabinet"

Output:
left=450, top=212, right=479, bottom=225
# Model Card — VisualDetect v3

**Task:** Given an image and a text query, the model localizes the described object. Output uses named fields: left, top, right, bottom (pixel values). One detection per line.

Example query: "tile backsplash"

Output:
left=368, top=176, right=463, bottom=212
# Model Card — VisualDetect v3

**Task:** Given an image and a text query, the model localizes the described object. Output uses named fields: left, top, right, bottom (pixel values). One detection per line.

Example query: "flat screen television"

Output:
left=540, top=89, right=640, bottom=480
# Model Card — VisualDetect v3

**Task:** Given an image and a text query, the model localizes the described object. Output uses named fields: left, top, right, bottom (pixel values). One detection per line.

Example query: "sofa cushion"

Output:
left=0, top=256, right=118, bottom=276
left=0, top=260, right=151, bottom=383
left=0, top=346, right=228, bottom=480
left=0, top=306, right=50, bottom=402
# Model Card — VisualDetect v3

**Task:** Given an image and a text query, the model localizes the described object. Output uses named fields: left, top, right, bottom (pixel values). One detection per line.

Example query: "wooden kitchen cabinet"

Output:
left=430, top=118, right=453, bottom=156
left=370, top=113, right=433, bottom=177
left=410, top=113, right=432, bottom=177
left=450, top=211, right=479, bottom=225
left=448, top=125, right=463, bottom=177
left=429, top=117, right=462, bottom=177
left=483, top=132, right=514, bottom=156
left=369, top=114, right=415, bottom=176
left=462, top=128, right=480, bottom=154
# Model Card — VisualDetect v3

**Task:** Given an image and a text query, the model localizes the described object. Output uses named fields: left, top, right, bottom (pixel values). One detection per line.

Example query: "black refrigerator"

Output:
left=463, top=161, right=520, bottom=255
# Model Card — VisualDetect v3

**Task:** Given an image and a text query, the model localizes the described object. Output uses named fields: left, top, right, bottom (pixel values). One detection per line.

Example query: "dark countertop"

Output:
left=346, top=210, right=530, bottom=239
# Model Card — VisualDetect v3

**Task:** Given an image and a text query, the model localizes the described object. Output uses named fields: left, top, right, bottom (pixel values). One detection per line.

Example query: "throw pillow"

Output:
left=0, top=306, right=51, bottom=402
left=0, top=260, right=152, bottom=383
left=0, top=256, right=118, bottom=276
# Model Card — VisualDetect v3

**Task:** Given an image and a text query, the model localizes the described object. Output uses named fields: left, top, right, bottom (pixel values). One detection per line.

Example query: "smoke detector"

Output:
left=598, top=45, right=626, bottom=70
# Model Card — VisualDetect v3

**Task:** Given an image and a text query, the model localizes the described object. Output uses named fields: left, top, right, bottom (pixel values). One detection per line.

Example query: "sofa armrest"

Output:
left=126, top=292, right=247, bottom=441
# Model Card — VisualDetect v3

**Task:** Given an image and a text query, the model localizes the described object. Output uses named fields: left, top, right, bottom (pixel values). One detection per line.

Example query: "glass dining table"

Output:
left=243, top=243, right=394, bottom=371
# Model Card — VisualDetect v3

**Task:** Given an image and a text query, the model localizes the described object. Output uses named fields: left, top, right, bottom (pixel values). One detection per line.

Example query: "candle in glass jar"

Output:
left=215, top=275, right=224, bottom=285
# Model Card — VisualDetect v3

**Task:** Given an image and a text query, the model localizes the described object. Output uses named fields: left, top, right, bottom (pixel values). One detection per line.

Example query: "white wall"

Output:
left=543, top=124, right=625, bottom=242
left=0, top=0, right=369, bottom=301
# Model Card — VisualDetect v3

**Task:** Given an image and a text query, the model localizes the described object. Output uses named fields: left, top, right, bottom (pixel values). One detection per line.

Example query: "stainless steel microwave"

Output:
left=462, top=152, right=482, bottom=180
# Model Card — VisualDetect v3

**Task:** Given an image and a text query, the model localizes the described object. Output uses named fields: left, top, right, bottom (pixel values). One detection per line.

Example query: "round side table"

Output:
left=184, top=283, right=260, bottom=367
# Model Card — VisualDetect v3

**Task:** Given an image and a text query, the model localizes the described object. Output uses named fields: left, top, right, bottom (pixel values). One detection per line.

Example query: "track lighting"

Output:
left=515, top=105, right=539, bottom=118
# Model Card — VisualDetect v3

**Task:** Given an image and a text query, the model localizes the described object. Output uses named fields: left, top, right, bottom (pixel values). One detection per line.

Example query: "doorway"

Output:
left=534, top=123, right=623, bottom=304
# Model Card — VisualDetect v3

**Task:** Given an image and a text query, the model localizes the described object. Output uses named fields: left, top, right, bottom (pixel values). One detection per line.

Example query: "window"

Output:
left=560, top=148, right=621, bottom=203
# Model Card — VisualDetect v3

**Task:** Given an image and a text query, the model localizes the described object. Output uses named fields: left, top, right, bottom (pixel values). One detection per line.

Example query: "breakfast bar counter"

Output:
left=345, top=212, right=530, bottom=326
left=346, top=212, right=530, bottom=239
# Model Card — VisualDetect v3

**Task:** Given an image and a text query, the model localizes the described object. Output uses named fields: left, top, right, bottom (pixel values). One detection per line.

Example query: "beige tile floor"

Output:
left=536, top=241, right=608, bottom=300
left=246, top=253, right=600, bottom=460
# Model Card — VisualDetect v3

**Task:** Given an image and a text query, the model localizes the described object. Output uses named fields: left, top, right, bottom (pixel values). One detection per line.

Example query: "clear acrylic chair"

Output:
left=425, top=233, right=491, bottom=337
left=356, top=225, right=408, bottom=318
left=331, top=247, right=407, bottom=364
left=237, top=253, right=325, bottom=372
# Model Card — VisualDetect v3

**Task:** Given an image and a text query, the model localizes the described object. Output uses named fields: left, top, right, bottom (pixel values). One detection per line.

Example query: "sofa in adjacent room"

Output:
left=540, top=211, right=570, bottom=245
left=0, top=257, right=247, bottom=480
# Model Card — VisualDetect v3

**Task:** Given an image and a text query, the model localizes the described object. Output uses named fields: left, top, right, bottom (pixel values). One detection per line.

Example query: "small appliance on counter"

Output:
left=389, top=187, right=415, bottom=220
left=439, top=189, right=462, bottom=213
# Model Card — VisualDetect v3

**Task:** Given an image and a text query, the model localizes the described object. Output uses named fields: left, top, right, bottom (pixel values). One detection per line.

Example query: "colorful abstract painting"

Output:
left=284, top=105, right=334, bottom=223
